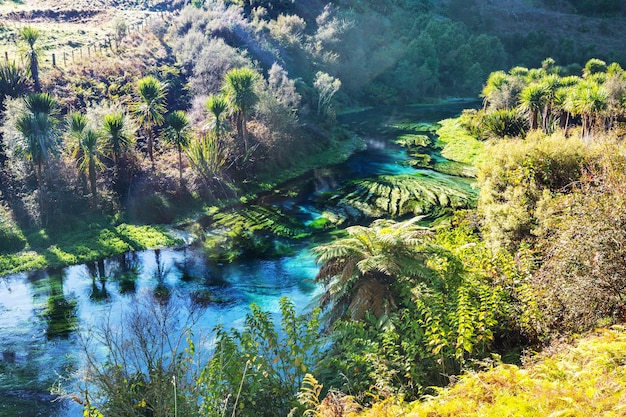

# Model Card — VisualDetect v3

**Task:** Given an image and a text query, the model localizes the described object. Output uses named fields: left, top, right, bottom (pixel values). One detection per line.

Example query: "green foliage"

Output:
left=324, top=174, right=476, bottom=221
left=204, top=205, right=307, bottom=261
left=77, top=293, right=205, bottom=417
left=314, top=217, right=439, bottom=322
left=533, top=149, right=626, bottom=333
left=222, top=66, right=259, bottom=151
left=0, top=206, right=26, bottom=254
left=317, top=217, right=519, bottom=401
left=198, top=297, right=321, bottom=417
left=350, top=326, right=626, bottom=416
left=165, top=110, right=191, bottom=184
left=481, top=108, right=528, bottom=138
left=0, top=61, right=27, bottom=109
left=0, top=219, right=179, bottom=277
left=395, top=133, right=431, bottom=149
left=478, top=131, right=597, bottom=251
left=436, top=117, right=485, bottom=166
left=133, top=75, right=167, bottom=165
left=205, top=93, right=228, bottom=141
left=185, top=134, right=228, bottom=196
left=101, top=112, right=133, bottom=169
left=18, top=25, right=41, bottom=92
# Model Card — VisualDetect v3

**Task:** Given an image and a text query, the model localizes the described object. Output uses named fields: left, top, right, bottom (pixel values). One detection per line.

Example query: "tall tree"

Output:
left=66, top=111, right=89, bottom=192
left=69, top=118, right=104, bottom=204
left=205, top=93, right=228, bottom=142
left=133, top=75, right=167, bottom=169
left=14, top=92, right=59, bottom=212
left=538, top=74, right=561, bottom=132
left=222, top=67, right=259, bottom=152
left=164, top=110, right=191, bottom=186
left=603, top=63, right=626, bottom=129
left=101, top=112, right=133, bottom=176
left=571, top=80, right=608, bottom=139
left=19, top=26, right=42, bottom=92
left=518, top=83, right=547, bottom=130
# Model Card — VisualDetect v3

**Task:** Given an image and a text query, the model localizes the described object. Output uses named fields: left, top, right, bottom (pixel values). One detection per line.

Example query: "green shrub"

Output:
left=482, top=108, right=528, bottom=138
left=533, top=149, right=626, bottom=333
left=198, top=297, right=321, bottom=417
left=478, top=130, right=597, bottom=250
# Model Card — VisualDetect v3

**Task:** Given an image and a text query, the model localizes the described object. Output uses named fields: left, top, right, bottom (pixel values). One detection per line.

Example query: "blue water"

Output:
left=0, top=102, right=476, bottom=416
left=0, top=247, right=321, bottom=416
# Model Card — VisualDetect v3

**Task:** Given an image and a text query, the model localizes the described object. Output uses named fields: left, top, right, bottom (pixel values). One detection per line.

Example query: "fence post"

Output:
left=63, top=52, right=66, bottom=67
left=52, top=53, right=56, bottom=67
left=4, top=51, right=7, bottom=62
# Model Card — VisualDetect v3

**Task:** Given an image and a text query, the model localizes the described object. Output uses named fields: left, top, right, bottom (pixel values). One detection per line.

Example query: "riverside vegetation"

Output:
left=1, top=0, right=626, bottom=416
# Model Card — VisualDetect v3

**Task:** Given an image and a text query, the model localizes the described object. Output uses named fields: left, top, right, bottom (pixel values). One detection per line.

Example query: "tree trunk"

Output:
left=89, top=161, right=97, bottom=205
left=36, top=162, right=43, bottom=211
left=177, top=145, right=183, bottom=187
left=147, top=127, right=155, bottom=170
left=30, top=51, right=40, bottom=93
left=242, top=114, right=249, bottom=152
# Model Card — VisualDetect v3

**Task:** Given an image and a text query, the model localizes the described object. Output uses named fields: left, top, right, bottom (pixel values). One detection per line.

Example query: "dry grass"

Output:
left=0, top=0, right=169, bottom=66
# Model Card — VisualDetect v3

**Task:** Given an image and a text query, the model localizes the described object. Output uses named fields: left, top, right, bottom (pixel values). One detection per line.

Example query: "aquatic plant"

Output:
left=203, top=205, right=308, bottom=261
left=322, top=174, right=475, bottom=221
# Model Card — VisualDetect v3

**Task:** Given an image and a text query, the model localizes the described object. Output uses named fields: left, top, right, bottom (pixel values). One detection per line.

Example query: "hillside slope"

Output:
left=444, top=0, right=626, bottom=64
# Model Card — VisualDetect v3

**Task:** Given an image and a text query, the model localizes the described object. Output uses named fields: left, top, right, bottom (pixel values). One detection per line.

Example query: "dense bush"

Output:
left=534, top=150, right=626, bottom=333
left=315, top=217, right=533, bottom=401
left=477, top=131, right=598, bottom=250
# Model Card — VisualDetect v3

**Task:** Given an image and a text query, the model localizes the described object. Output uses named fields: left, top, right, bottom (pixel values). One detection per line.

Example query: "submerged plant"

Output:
left=323, top=174, right=476, bottom=221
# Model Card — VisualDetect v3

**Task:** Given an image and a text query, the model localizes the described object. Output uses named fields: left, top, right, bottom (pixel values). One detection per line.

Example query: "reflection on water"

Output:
left=0, top=103, right=476, bottom=416
left=0, top=246, right=320, bottom=417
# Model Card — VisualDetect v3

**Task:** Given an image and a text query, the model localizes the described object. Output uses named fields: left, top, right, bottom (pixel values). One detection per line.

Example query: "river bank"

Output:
left=0, top=127, right=366, bottom=278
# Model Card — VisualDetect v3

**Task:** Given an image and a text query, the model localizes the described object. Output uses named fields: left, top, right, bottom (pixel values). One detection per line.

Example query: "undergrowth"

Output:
left=347, top=326, right=626, bottom=417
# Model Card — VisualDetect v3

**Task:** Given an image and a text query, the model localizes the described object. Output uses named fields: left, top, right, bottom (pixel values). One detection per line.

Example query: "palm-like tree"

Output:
left=19, top=26, right=42, bottom=92
left=481, top=71, right=509, bottom=110
left=538, top=74, right=561, bottom=132
left=66, top=111, right=89, bottom=191
left=603, top=63, right=626, bottom=129
left=164, top=110, right=191, bottom=186
left=133, top=75, right=167, bottom=168
left=66, top=111, right=104, bottom=203
left=205, top=93, right=228, bottom=142
left=571, top=80, right=608, bottom=139
left=518, top=83, right=547, bottom=130
left=73, top=128, right=105, bottom=203
left=313, top=218, right=456, bottom=323
left=101, top=112, right=133, bottom=175
left=222, top=67, right=259, bottom=152
left=15, top=93, right=59, bottom=210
